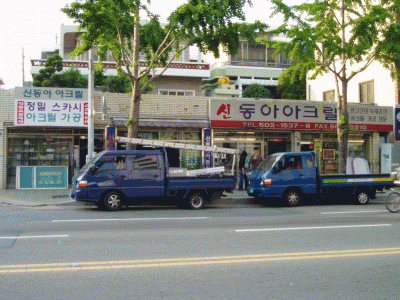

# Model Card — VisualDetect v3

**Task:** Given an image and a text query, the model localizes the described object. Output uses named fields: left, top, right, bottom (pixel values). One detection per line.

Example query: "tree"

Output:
left=62, top=0, right=267, bottom=149
left=375, top=1, right=400, bottom=102
left=277, top=67, right=307, bottom=100
left=242, top=84, right=272, bottom=99
left=52, top=67, right=88, bottom=88
left=264, top=0, right=393, bottom=173
left=33, top=54, right=63, bottom=87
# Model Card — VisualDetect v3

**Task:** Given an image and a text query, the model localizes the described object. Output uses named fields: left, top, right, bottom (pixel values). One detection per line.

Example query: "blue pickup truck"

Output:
left=247, top=151, right=394, bottom=206
left=70, top=149, right=235, bottom=211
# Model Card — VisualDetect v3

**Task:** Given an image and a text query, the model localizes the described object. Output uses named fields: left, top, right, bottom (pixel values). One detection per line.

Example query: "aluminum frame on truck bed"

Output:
left=116, top=136, right=239, bottom=175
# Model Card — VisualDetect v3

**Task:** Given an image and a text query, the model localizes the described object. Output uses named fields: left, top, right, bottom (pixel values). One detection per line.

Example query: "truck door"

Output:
left=86, top=154, right=131, bottom=196
left=300, top=155, right=318, bottom=194
left=273, top=155, right=317, bottom=196
left=127, top=153, right=165, bottom=197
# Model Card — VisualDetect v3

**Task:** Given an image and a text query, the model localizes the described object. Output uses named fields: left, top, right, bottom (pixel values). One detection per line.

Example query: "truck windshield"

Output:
left=78, top=152, right=101, bottom=174
left=256, top=154, right=281, bottom=172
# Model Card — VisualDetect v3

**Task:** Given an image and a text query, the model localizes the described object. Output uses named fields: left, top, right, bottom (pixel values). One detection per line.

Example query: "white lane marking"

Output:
left=235, top=224, right=392, bottom=232
left=0, top=235, right=69, bottom=240
left=52, top=217, right=209, bottom=223
left=321, top=210, right=388, bottom=215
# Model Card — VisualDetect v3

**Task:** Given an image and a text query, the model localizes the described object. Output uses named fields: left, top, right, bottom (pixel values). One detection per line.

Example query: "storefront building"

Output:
left=0, top=87, right=210, bottom=189
left=0, top=87, right=394, bottom=189
left=209, top=99, right=393, bottom=174
left=6, top=87, right=90, bottom=189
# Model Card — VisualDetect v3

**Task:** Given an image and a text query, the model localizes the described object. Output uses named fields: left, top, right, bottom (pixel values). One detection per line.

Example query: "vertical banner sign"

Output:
left=395, top=106, right=400, bottom=137
left=203, top=128, right=213, bottom=168
left=107, top=126, right=117, bottom=150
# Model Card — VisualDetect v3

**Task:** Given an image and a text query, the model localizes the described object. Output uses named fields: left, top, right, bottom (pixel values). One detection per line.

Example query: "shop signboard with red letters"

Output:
left=210, top=99, right=393, bottom=132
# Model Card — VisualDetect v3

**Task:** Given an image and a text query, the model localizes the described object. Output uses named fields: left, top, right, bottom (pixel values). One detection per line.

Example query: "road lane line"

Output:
left=235, top=224, right=392, bottom=232
left=0, top=235, right=69, bottom=240
left=52, top=217, right=208, bottom=223
left=2, top=247, right=400, bottom=273
left=321, top=210, right=388, bottom=214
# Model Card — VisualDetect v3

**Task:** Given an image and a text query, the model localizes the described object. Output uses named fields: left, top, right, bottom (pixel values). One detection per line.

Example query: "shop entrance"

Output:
left=267, top=140, right=286, bottom=156
left=166, top=148, right=180, bottom=168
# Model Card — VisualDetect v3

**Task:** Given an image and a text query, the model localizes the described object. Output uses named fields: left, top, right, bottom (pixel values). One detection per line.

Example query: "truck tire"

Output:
left=187, top=193, right=205, bottom=210
left=355, top=189, right=370, bottom=205
left=283, top=189, right=301, bottom=207
left=102, top=191, right=123, bottom=211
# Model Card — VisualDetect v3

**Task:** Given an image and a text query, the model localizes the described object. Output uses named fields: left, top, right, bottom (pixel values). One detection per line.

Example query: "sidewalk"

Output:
left=0, top=188, right=73, bottom=207
left=0, top=188, right=390, bottom=208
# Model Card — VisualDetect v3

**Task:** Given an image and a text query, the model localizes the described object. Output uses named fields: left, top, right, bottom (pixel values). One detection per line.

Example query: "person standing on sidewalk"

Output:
left=238, top=151, right=248, bottom=190
left=249, top=147, right=263, bottom=171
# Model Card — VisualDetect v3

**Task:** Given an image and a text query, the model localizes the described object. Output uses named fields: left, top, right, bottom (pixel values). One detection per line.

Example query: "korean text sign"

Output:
left=203, top=129, right=213, bottom=168
left=210, top=99, right=393, bottom=132
left=14, top=87, right=88, bottom=127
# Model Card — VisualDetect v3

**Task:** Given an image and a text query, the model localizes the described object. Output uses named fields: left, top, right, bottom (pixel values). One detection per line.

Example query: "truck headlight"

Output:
left=78, top=180, right=88, bottom=188
left=261, top=179, right=272, bottom=185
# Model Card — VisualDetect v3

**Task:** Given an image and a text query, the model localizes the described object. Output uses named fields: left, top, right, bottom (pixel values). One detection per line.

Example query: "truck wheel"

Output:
left=283, top=189, right=301, bottom=207
left=188, top=193, right=205, bottom=210
left=355, top=189, right=370, bottom=205
left=103, top=192, right=123, bottom=211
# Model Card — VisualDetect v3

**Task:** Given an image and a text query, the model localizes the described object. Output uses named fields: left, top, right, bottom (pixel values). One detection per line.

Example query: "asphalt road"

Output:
left=1, top=199, right=399, bottom=299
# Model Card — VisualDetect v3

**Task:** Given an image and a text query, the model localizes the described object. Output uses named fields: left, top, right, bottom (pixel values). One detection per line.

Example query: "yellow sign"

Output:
left=218, top=77, right=230, bottom=86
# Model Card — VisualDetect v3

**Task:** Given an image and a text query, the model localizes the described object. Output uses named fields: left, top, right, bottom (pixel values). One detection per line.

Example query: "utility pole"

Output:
left=87, top=47, right=95, bottom=162
left=22, top=48, right=25, bottom=87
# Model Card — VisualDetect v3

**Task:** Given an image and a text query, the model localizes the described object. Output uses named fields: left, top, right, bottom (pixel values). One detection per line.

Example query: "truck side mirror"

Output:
left=90, top=165, right=99, bottom=174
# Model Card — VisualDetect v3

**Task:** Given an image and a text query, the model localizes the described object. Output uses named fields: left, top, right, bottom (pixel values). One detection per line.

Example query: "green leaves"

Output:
left=243, top=84, right=273, bottom=99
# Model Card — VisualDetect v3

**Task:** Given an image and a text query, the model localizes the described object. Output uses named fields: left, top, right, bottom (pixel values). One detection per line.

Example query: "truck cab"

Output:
left=248, top=152, right=318, bottom=206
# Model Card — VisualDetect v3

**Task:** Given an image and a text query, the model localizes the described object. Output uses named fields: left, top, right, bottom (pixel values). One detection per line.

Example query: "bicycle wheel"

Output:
left=385, top=191, right=400, bottom=213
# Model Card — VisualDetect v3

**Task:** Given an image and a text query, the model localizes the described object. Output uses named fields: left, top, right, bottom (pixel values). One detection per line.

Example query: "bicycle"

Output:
left=385, top=189, right=400, bottom=213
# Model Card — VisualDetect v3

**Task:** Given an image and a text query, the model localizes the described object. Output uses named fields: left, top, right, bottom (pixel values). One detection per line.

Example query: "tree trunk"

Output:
left=337, top=80, right=348, bottom=174
left=127, top=81, right=141, bottom=150
left=337, top=0, right=348, bottom=174
left=126, top=15, right=141, bottom=151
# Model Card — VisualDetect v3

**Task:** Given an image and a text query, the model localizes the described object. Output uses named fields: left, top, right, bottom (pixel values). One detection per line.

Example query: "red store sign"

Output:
left=210, top=100, right=393, bottom=132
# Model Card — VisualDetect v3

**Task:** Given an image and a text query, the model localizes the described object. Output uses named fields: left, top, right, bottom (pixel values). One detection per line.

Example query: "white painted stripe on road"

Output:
left=0, top=235, right=69, bottom=240
left=52, top=217, right=208, bottom=223
left=321, top=210, right=388, bottom=215
left=235, top=224, right=392, bottom=232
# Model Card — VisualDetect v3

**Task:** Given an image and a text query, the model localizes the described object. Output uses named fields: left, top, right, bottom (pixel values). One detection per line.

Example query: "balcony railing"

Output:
left=211, top=61, right=291, bottom=69
left=31, top=60, right=210, bottom=70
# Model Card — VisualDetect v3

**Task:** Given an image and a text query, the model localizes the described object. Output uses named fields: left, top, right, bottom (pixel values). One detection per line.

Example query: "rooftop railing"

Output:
left=210, top=61, right=291, bottom=69
left=31, top=60, right=210, bottom=70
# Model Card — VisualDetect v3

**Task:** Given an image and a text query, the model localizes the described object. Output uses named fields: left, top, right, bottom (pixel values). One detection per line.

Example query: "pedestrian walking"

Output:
left=238, top=151, right=248, bottom=190
left=249, top=147, right=263, bottom=171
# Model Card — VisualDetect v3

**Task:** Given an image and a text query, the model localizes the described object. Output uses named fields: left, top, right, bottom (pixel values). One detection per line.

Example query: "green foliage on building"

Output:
left=242, top=84, right=272, bottom=99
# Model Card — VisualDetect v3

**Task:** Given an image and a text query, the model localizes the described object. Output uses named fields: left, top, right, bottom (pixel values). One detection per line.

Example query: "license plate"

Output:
left=249, top=188, right=254, bottom=194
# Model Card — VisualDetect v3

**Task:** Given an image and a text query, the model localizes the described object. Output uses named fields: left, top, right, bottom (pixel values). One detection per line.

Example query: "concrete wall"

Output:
left=149, top=77, right=203, bottom=97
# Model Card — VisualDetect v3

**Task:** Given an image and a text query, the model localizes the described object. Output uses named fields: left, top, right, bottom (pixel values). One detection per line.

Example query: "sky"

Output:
left=0, top=0, right=294, bottom=89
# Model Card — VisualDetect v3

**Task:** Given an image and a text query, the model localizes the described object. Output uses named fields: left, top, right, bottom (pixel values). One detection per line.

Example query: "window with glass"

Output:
left=7, top=137, right=73, bottom=188
left=159, top=90, right=195, bottom=96
left=359, top=80, right=374, bottom=103
left=323, top=90, right=335, bottom=102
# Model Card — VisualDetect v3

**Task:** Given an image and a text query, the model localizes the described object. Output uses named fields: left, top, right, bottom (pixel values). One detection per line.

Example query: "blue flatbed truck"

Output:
left=70, top=138, right=237, bottom=211
left=247, top=151, right=394, bottom=206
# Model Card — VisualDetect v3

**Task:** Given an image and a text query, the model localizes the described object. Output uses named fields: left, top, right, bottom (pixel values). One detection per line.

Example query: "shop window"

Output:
left=359, top=80, right=374, bottom=103
left=7, top=137, right=73, bottom=188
